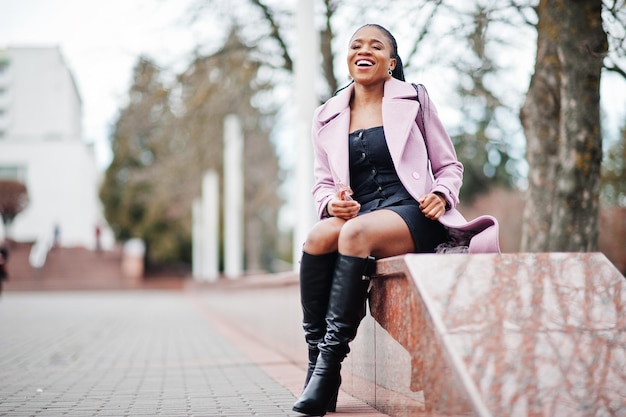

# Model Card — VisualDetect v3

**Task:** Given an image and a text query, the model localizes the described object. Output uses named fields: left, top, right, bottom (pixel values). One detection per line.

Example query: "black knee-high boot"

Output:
left=299, top=251, right=338, bottom=388
left=293, top=254, right=372, bottom=416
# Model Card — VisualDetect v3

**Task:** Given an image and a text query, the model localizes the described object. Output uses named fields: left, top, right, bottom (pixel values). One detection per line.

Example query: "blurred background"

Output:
left=0, top=0, right=624, bottom=288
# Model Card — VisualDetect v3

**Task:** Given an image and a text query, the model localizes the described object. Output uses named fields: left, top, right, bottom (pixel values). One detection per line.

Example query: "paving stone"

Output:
left=1, top=286, right=389, bottom=417
left=0, top=291, right=300, bottom=416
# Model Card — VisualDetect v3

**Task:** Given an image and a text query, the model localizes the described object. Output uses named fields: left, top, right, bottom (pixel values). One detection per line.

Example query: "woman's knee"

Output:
left=337, top=220, right=370, bottom=251
left=304, top=221, right=342, bottom=254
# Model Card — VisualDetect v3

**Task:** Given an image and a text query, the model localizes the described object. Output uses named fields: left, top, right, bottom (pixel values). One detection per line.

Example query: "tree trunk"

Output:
left=321, top=0, right=338, bottom=96
left=520, top=0, right=607, bottom=252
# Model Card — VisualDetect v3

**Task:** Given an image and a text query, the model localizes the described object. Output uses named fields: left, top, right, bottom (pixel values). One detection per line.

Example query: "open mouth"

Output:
left=355, top=59, right=374, bottom=67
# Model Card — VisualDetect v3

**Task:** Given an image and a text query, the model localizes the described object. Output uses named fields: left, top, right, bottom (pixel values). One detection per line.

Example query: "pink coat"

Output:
left=310, top=77, right=500, bottom=254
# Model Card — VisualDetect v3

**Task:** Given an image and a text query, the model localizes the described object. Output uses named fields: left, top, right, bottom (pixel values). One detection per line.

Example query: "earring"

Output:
left=388, top=69, right=393, bottom=76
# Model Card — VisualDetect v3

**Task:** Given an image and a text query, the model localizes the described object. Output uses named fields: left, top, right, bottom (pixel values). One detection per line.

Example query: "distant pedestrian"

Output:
left=95, top=225, right=102, bottom=252
left=53, top=224, right=61, bottom=247
left=0, top=243, right=8, bottom=295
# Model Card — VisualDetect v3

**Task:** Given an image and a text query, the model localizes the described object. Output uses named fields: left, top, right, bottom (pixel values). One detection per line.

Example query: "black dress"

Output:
left=348, top=126, right=447, bottom=253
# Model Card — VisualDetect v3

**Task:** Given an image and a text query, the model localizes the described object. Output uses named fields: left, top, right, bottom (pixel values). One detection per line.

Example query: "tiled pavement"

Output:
left=0, top=290, right=388, bottom=417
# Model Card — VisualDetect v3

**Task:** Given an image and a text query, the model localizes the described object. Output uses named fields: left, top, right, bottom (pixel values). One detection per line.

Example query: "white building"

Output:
left=0, top=46, right=106, bottom=249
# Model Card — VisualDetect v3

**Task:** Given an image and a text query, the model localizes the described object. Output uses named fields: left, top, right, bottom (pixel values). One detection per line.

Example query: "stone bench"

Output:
left=343, top=252, right=626, bottom=417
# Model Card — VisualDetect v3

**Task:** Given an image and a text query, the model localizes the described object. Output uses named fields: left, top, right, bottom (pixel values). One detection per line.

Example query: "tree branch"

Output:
left=509, top=0, right=538, bottom=27
left=404, top=0, right=442, bottom=70
left=249, top=0, right=293, bottom=72
left=320, top=0, right=338, bottom=94
left=604, top=61, right=626, bottom=79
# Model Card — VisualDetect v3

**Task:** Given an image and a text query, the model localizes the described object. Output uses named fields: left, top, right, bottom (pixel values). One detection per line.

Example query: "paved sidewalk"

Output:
left=0, top=290, right=388, bottom=417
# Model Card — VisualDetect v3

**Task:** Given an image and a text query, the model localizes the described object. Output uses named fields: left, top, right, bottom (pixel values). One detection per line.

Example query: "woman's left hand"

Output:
left=418, top=193, right=447, bottom=220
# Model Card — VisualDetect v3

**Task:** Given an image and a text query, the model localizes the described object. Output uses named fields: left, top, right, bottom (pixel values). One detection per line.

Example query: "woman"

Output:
left=293, top=24, right=499, bottom=416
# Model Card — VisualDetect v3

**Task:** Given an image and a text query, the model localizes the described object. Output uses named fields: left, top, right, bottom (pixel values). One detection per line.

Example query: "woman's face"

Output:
left=347, top=26, right=396, bottom=87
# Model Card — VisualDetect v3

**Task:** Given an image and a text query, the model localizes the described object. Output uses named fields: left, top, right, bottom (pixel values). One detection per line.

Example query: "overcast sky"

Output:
left=2, top=0, right=626, bottom=172
left=1, top=0, right=201, bottom=168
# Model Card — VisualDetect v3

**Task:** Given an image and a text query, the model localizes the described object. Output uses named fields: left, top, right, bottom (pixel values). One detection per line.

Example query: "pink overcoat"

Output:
left=310, top=77, right=500, bottom=254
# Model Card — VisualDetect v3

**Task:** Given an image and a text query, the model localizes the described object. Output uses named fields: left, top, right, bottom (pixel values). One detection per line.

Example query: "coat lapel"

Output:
left=382, top=78, right=420, bottom=164
left=316, top=85, right=353, bottom=185
left=324, top=110, right=351, bottom=185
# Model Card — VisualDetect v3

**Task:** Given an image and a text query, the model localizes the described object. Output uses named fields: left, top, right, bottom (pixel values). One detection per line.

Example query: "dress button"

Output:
left=371, top=168, right=376, bottom=174
left=361, top=152, right=366, bottom=159
left=412, top=172, right=421, bottom=180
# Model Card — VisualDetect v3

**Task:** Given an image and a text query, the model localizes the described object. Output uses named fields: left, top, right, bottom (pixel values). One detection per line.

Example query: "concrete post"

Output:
left=121, top=238, right=145, bottom=285
left=197, top=170, right=219, bottom=282
left=224, top=114, right=244, bottom=279
left=293, top=0, right=320, bottom=268
left=192, top=198, right=202, bottom=280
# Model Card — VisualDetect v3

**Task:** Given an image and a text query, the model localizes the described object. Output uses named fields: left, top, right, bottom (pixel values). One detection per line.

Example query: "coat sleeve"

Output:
left=417, top=86, right=463, bottom=210
left=310, top=113, right=336, bottom=220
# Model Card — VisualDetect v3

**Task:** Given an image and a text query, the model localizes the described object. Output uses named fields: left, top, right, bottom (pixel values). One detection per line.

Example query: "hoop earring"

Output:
left=388, top=69, right=393, bottom=76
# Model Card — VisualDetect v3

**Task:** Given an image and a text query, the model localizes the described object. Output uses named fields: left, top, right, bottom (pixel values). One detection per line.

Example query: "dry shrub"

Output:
left=599, top=205, right=626, bottom=275
left=458, top=188, right=626, bottom=275
left=458, top=188, right=524, bottom=253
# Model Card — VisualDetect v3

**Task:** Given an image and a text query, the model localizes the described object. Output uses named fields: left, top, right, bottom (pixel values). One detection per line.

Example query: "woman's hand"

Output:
left=418, top=193, right=447, bottom=220
left=328, top=187, right=360, bottom=220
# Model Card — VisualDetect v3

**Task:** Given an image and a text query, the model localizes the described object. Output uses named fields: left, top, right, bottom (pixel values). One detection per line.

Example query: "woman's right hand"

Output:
left=327, top=196, right=360, bottom=220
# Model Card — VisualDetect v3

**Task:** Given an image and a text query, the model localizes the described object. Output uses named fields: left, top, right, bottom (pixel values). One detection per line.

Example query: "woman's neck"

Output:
left=349, top=82, right=385, bottom=132
left=351, top=82, right=384, bottom=107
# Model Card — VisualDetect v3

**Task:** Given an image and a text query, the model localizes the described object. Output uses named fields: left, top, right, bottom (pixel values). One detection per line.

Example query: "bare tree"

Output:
left=100, top=57, right=178, bottom=263
left=101, top=30, right=281, bottom=270
left=187, top=0, right=443, bottom=98
left=177, top=29, right=282, bottom=271
left=602, top=121, right=626, bottom=206
left=520, top=1, right=608, bottom=251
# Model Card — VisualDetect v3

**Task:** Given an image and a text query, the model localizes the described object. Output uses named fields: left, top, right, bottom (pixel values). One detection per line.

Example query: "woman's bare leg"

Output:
left=302, top=209, right=414, bottom=258
left=302, top=217, right=346, bottom=255
left=337, top=210, right=415, bottom=258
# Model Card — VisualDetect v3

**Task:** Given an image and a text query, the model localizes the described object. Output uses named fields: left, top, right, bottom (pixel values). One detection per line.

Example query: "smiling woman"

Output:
left=292, top=23, right=499, bottom=417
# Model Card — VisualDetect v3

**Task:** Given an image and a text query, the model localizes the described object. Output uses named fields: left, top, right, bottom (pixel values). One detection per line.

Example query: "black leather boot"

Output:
left=293, top=254, right=372, bottom=416
left=299, top=251, right=338, bottom=388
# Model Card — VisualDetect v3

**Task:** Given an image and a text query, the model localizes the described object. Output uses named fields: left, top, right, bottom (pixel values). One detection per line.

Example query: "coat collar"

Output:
left=317, top=77, right=418, bottom=123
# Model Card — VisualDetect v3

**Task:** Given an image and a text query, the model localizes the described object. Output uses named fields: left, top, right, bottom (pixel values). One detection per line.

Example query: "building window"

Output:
left=0, top=54, right=8, bottom=72
left=0, top=165, right=27, bottom=182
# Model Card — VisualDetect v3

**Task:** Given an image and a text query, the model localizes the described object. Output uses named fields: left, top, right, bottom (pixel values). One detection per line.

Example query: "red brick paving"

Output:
left=2, top=242, right=184, bottom=291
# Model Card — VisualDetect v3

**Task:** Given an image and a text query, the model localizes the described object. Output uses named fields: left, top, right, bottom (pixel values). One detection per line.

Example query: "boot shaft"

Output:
left=299, top=251, right=338, bottom=349
left=319, top=253, right=372, bottom=362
